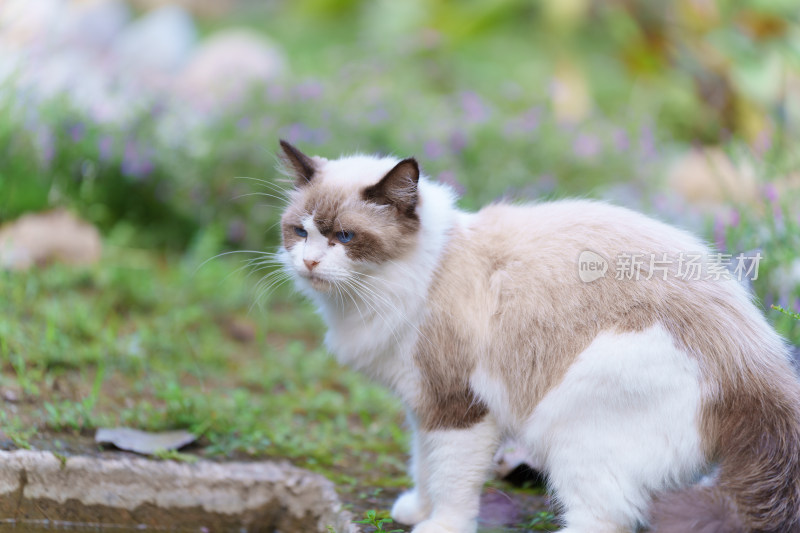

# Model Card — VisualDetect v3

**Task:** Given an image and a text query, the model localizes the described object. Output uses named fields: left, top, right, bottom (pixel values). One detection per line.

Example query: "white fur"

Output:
left=409, top=417, right=500, bottom=533
left=521, top=324, right=706, bottom=532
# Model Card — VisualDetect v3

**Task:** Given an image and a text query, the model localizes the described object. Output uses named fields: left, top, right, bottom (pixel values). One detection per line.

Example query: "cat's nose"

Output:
left=304, top=258, right=320, bottom=271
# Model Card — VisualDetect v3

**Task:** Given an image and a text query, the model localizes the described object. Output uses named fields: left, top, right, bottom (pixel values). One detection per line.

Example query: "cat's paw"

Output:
left=410, top=518, right=476, bottom=533
left=391, top=490, right=429, bottom=525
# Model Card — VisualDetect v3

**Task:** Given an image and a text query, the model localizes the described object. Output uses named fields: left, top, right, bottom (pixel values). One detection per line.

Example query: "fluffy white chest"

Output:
left=319, top=281, right=426, bottom=399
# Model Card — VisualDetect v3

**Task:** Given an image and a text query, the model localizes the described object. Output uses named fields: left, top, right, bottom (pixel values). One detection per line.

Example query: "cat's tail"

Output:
left=649, top=341, right=800, bottom=533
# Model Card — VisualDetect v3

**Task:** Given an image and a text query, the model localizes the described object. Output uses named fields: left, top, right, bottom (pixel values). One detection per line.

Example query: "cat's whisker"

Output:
left=250, top=271, right=291, bottom=313
left=194, top=249, right=277, bottom=274
left=342, top=277, right=402, bottom=346
left=233, top=176, right=290, bottom=196
left=231, top=191, right=292, bottom=206
left=351, top=275, right=436, bottom=352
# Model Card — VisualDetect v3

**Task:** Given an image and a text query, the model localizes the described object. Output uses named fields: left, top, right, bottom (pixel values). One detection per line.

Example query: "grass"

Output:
left=0, top=234, right=409, bottom=486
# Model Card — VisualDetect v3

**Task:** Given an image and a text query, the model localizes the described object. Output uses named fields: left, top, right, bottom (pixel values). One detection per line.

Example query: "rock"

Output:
left=0, top=449, right=358, bottom=532
left=61, top=0, right=132, bottom=49
left=95, top=428, right=197, bottom=455
left=113, top=5, right=197, bottom=77
left=668, top=147, right=759, bottom=208
left=175, top=28, right=286, bottom=112
left=0, top=209, right=102, bottom=271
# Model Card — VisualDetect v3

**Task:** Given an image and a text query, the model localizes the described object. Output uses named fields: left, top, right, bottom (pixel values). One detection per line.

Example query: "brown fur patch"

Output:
left=649, top=486, right=746, bottom=533
left=414, top=321, right=489, bottom=430
left=280, top=176, right=420, bottom=264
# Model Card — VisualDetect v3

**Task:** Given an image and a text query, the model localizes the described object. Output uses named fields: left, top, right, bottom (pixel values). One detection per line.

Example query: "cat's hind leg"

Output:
left=410, top=416, right=499, bottom=533
left=523, top=326, right=707, bottom=533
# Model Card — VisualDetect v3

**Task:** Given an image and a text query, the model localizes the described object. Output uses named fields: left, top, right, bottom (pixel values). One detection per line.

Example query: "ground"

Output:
left=0, top=246, right=562, bottom=531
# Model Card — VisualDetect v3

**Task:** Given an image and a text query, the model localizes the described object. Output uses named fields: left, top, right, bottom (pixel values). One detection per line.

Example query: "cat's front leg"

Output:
left=391, top=414, right=432, bottom=525
left=410, top=416, right=499, bottom=533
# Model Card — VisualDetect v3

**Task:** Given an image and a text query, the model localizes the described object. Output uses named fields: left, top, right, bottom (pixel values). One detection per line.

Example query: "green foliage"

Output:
left=353, top=509, right=404, bottom=532
left=152, top=449, right=199, bottom=463
left=522, top=510, right=559, bottom=531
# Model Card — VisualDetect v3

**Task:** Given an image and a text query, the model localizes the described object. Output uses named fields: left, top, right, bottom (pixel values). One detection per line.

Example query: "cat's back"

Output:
left=466, top=199, right=706, bottom=264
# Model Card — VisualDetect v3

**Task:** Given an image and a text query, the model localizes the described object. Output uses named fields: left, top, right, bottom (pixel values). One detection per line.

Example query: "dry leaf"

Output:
left=95, top=427, right=196, bottom=455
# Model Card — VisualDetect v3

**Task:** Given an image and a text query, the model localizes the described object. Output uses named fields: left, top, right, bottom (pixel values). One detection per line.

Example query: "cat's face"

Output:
left=278, top=141, right=421, bottom=293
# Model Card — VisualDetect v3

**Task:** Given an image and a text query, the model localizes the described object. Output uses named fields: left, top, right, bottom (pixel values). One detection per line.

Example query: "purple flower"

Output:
left=729, top=208, right=740, bottom=228
left=537, top=174, right=556, bottom=194
left=437, top=170, right=465, bottom=196
left=227, top=218, right=247, bottom=243
left=713, top=213, right=727, bottom=251
left=367, top=107, right=389, bottom=125
left=503, top=107, right=541, bottom=138
left=68, top=122, right=85, bottom=143
left=639, top=123, right=657, bottom=160
left=237, top=117, right=251, bottom=130
left=424, top=140, right=445, bottom=160
left=573, top=133, right=601, bottom=159
left=122, top=140, right=154, bottom=179
left=449, top=130, right=468, bottom=153
left=754, top=127, right=773, bottom=155
left=98, top=136, right=114, bottom=162
left=763, top=184, right=778, bottom=203
left=266, top=84, right=286, bottom=103
left=279, top=123, right=329, bottom=145
left=36, top=128, right=56, bottom=168
left=295, top=80, right=324, bottom=101
left=460, top=91, right=490, bottom=124
left=613, top=128, right=629, bottom=152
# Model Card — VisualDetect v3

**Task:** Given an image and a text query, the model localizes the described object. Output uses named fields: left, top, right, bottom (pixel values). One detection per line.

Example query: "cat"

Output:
left=275, top=140, right=800, bottom=533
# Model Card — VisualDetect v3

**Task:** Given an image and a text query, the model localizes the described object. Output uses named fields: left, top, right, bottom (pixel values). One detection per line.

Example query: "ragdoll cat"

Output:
left=276, top=140, right=800, bottom=533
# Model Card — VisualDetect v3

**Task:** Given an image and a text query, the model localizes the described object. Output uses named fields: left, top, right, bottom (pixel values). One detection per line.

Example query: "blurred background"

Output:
left=0, top=0, right=799, bottom=526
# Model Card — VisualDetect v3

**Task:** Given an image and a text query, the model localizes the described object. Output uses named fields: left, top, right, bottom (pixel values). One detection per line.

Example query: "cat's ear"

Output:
left=363, top=158, right=420, bottom=218
left=279, top=140, right=317, bottom=187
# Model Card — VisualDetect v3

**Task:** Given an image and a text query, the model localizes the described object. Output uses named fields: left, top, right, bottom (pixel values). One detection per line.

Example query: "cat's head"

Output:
left=278, top=140, right=422, bottom=293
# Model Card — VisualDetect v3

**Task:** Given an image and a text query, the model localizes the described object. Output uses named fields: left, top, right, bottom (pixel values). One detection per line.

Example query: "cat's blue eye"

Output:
left=294, top=227, right=308, bottom=238
left=335, top=230, right=353, bottom=244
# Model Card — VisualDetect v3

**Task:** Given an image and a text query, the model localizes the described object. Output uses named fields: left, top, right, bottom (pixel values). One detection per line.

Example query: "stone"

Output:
left=668, top=147, right=759, bottom=207
left=0, top=450, right=359, bottom=532
left=113, top=5, right=197, bottom=77
left=175, top=28, right=286, bottom=112
left=0, top=210, right=102, bottom=271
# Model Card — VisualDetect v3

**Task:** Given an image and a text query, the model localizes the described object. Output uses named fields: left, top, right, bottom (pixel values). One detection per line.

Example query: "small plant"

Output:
left=773, top=305, right=800, bottom=321
left=354, top=509, right=403, bottom=532
left=152, top=448, right=198, bottom=463
left=522, top=510, right=559, bottom=531
left=52, top=451, right=68, bottom=469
